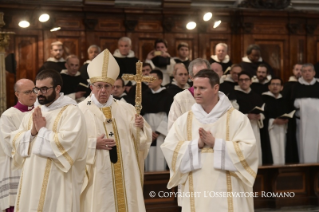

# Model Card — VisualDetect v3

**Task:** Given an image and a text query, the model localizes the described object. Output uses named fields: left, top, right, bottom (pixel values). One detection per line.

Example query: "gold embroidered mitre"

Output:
left=87, top=49, right=120, bottom=85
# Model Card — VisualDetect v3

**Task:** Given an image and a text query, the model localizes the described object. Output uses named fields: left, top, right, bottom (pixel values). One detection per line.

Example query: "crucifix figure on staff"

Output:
left=122, top=61, right=155, bottom=180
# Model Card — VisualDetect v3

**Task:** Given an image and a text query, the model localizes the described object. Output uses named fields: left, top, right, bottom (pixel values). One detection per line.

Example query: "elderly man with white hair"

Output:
left=80, top=44, right=101, bottom=80
left=209, top=43, right=232, bottom=74
left=113, top=36, right=139, bottom=77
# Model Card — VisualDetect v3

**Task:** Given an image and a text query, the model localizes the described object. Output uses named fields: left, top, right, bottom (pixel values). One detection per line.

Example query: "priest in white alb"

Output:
left=161, top=69, right=258, bottom=212
left=79, top=49, right=152, bottom=212
left=0, top=79, right=36, bottom=212
left=10, top=70, right=88, bottom=212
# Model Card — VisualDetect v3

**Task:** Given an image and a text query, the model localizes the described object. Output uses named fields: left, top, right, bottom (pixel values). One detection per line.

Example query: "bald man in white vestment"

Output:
left=161, top=69, right=258, bottom=212
left=0, top=79, right=36, bottom=212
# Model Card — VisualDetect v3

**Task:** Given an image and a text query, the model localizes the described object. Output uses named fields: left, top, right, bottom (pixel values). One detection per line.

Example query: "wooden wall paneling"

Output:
left=96, top=15, right=125, bottom=32
left=97, top=32, right=126, bottom=56
left=130, top=32, right=163, bottom=62
left=251, top=35, right=289, bottom=80
left=43, top=30, right=83, bottom=64
left=85, top=32, right=124, bottom=57
left=289, top=35, right=305, bottom=75
left=164, top=33, right=198, bottom=61
left=306, top=35, right=319, bottom=64
left=6, top=72, right=16, bottom=108
left=15, top=35, right=38, bottom=81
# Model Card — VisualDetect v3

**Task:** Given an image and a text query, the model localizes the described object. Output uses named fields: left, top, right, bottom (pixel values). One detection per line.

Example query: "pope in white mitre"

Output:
left=79, top=49, right=152, bottom=212
left=9, top=70, right=88, bottom=212
left=161, top=69, right=258, bottom=212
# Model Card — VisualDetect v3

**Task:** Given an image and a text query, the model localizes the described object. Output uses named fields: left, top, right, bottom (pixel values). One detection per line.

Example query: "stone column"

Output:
left=0, top=12, right=14, bottom=115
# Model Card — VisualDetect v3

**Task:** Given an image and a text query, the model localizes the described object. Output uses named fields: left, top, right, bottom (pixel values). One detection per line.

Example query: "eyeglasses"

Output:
left=92, top=84, right=111, bottom=90
left=19, top=90, right=37, bottom=95
left=33, top=86, right=54, bottom=94
left=238, top=78, right=250, bottom=82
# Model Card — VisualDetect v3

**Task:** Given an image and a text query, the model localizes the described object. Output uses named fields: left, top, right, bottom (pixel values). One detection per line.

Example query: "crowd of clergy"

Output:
left=0, top=36, right=319, bottom=212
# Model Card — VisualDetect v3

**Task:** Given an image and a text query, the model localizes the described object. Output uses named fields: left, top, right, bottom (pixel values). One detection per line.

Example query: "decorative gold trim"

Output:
left=102, top=49, right=109, bottom=78
left=28, top=114, right=33, bottom=129
left=201, top=147, right=214, bottom=153
left=16, top=170, right=23, bottom=212
left=172, top=140, right=184, bottom=172
left=226, top=108, right=234, bottom=141
left=229, top=171, right=238, bottom=178
left=226, top=108, right=235, bottom=212
left=112, top=119, right=128, bottom=212
left=189, top=172, right=195, bottom=212
left=131, top=133, right=143, bottom=187
left=15, top=115, right=33, bottom=211
left=89, top=77, right=115, bottom=85
left=226, top=171, right=234, bottom=212
left=53, top=105, right=74, bottom=166
left=187, top=111, right=193, bottom=141
left=37, top=159, right=52, bottom=212
left=186, top=111, right=195, bottom=212
left=11, top=131, right=23, bottom=155
left=101, top=107, right=112, bottom=120
left=233, top=142, right=257, bottom=178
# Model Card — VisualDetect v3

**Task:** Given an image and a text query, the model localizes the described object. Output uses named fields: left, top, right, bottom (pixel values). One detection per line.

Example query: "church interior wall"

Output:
left=1, top=5, right=319, bottom=106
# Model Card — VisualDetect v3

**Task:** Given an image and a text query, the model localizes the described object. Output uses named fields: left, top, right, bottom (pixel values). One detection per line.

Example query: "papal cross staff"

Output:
left=122, top=61, right=155, bottom=183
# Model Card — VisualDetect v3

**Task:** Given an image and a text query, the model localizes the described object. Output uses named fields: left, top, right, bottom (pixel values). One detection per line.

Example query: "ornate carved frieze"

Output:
left=239, top=0, right=291, bottom=9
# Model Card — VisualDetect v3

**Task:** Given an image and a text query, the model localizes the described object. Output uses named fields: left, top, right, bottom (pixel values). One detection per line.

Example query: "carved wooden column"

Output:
left=0, top=12, right=14, bottom=115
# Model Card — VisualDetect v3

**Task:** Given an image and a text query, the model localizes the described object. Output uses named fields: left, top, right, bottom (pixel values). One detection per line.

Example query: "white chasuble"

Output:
left=0, top=108, right=25, bottom=211
left=79, top=96, right=152, bottom=212
left=161, top=106, right=258, bottom=212
left=10, top=103, right=87, bottom=212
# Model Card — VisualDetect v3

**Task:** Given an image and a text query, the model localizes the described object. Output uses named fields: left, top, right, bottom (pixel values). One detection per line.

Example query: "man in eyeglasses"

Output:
left=0, top=79, right=36, bottom=212
left=228, top=71, right=265, bottom=165
left=9, top=70, right=88, bottom=212
left=78, top=49, right=152, bottom=212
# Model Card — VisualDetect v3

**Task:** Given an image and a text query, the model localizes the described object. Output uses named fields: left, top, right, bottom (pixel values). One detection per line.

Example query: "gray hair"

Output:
left=65, top=54, right=79, bottom=64
left=216, top=43, right=228, bottom=52
left=188, top=58, right=210, bottom=77
left=87, top=45, right=101, bottom=53
left=118, top=37, right=132, bottom=46
left=302, top=63, right=315, bottom=72
left=13, top=82, right=19, bottom=92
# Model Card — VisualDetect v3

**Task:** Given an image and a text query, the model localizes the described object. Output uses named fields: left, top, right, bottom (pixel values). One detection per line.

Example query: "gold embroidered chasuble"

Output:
left=161, top=109, right=258, bottom=212
left=10, top=104, right=88, bottom=212
left=79, top=96, right=152, bottom=212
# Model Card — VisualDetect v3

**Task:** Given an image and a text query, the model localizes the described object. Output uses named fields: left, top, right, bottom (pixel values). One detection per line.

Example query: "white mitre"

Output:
left=87, top=49, right=120, bottom=85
